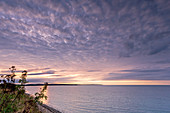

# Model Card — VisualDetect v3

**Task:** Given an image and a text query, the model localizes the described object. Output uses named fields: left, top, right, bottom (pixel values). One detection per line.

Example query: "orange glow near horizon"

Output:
left=1, top=67, right=170, bottom=85
left=97, top=80, right=170, bottom=85
left=51, top=80, right=170, bottom=85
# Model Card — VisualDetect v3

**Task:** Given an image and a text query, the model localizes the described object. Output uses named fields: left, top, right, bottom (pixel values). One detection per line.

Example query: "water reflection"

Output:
left=26, top=86, right=48, bottom=104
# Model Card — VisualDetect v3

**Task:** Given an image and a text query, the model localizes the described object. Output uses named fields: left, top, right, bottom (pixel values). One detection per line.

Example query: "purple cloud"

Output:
left=0, top=0, right=170, bottom=83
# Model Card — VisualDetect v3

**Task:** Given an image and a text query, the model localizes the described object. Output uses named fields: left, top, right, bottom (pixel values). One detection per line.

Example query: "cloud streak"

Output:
left=105, top=67, right=170, bottom=80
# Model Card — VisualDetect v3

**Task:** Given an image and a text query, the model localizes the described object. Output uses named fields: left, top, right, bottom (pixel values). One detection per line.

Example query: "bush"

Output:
left=0, top=66, right=48, bottom=113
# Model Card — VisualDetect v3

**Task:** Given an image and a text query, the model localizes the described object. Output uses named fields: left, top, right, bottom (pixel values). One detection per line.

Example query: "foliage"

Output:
left=0, top=66, right=48, bottom=113
left=35, top=82, right=48, bottom=104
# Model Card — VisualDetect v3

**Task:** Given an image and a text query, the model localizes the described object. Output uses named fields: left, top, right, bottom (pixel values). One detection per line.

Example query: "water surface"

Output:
left=26, top=85, right=170, bottom=113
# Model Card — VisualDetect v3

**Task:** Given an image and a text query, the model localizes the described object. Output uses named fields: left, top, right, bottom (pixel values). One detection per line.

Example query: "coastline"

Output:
left=25, top=93, right=62, bottom=113
left=37, top=103, right=62, bottom=113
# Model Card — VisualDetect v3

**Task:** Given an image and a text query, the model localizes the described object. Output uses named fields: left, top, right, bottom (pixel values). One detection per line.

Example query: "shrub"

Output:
left=0, top=66, right=48, bottom=113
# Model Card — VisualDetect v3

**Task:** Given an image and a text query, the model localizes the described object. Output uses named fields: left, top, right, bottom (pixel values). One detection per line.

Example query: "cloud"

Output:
left=0, top=74, right=6, bottom=76
left=28, top=77, right=76, bottom=83
left=120, top=31, right=170, bottom=57
left=50, top=75, right=63, bottom=77
left=155, top=60, right=170, bottom=64
left=87, top=70, right=101, bottom=72
left=28, top=70, right=56, bottom=75
left=1, top=70, right=23, bottom=73
left=1, top=0, right=169, bottom=61
left=104, top=67, right=170, bottom=80
left=120, top=69, right=166, bottom=73
left=0, top=0, right=170, bottom=83
left=59, top=70, right=68, bottom=72
left=27, top=68, right=51, bottom=72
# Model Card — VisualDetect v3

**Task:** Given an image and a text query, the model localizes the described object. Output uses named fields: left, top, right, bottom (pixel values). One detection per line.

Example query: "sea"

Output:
left=26, top=85, right=170, bottom=113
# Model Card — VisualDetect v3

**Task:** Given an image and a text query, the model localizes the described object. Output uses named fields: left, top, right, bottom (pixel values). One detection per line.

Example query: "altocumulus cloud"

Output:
left=0, top=0, right=170, bottom=82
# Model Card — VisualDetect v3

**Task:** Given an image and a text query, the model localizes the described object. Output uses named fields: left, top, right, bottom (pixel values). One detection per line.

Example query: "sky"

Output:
left=0, top=0, right=170, bottom=85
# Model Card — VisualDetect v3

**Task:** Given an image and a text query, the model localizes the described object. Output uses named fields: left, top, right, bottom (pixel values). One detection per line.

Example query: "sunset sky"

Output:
left=0, top=0, right=170, bottom=85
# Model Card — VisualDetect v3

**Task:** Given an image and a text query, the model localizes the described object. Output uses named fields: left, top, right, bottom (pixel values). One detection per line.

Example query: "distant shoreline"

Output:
left=23, top=84, right=170, bottom=86
left=23, top=84, right=103, bottom=86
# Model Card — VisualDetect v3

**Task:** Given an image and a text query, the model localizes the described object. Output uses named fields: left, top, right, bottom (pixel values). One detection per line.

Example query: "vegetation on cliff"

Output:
left=0, top=66, right=48, bottom=113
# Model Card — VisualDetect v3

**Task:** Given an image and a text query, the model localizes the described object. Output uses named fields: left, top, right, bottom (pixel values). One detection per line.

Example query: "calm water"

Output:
left=26, top=85, right=170, bottom=113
